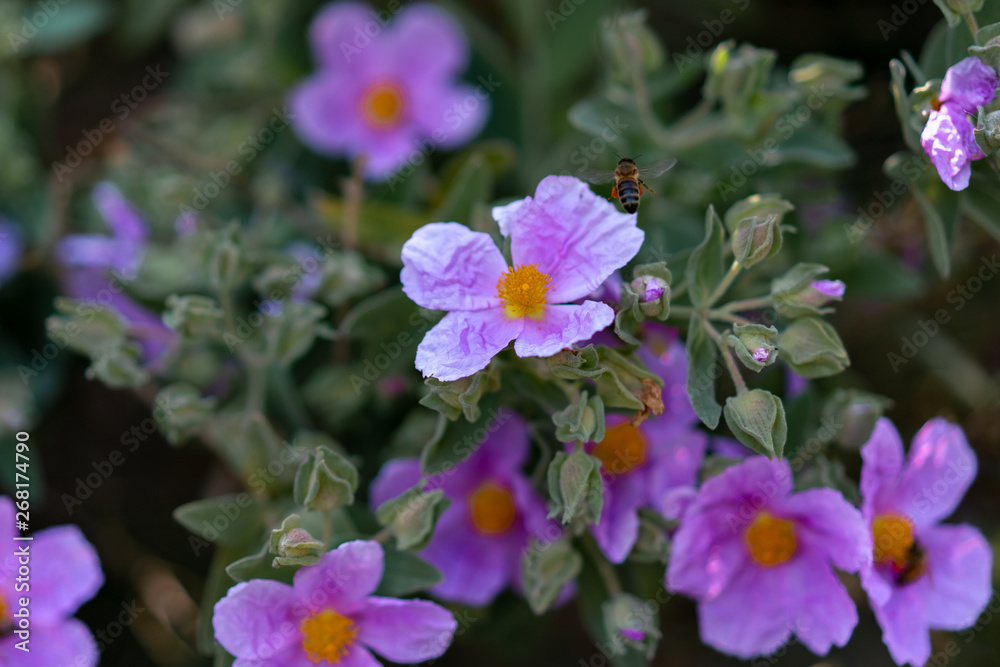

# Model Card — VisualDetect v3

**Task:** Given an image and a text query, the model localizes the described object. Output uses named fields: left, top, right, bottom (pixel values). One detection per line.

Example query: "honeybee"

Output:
left=580, top=156, right=677, bottom=214
left=895, top=541, right=927, bottom=586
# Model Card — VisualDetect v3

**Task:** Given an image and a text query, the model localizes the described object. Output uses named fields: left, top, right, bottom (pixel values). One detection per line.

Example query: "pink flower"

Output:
left=370, top=411, right=556, bottom=606
left=289, top=2, right=488, bottom=179
left=0, top=497, right=104, bottom=667
left=213, top=540, right=456, bottom=665
left=859, top=418, right=992, bottom=666
left=666, top=457, right=871, bottom=659
left=401, top=176, right=644, bottom=381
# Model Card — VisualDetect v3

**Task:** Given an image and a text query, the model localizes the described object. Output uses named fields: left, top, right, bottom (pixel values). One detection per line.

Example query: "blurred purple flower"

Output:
left=785, top=367, right=809, bottom=398
left=290, top=2, right=489, bottom=179
left=214, top=540, right=456, bottom=665
left=859, top=418, right=992, bottom=667
left=921, top=57, right=997, bottom=191
left=0, top=219, right=24, bottom=287
left=401, top=176, right=643, bottom=381
left=636, top=324, right=698, bottom=428
left=667, top=457, right=871, bottom=659
left=810, top=279, right=845, bottom=299
left=583, top=413, right=706, bottom=563
left=0, top=497, right=103, bottom=667
left=370, top=411, right=555, bottom=606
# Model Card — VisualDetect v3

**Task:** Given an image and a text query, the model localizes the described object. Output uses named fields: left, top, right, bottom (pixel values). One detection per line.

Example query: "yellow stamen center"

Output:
left=362, top=83, right=403, bottom=127
left=300, top=609, right=357, bottom=664
left=593, top=422, right=648, bottom=476
left=470, top=481, right=517, bottom=535
left=872, top=513, right=916, bottom=569
left=496, top=264, right=551, bottom=319
left=745, top=511, right=797, bottom=567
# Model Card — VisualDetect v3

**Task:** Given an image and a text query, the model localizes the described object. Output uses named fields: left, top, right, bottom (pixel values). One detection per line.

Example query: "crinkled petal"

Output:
left=697, top=561, right=793, bottom=658
left=592, top=477, right=643, bottom=564
left=492, top=198, right=529, bottom=237
left=400, top=223, right=505, bottom=311
left=355, top=596, right=457, bottom=663
left=289, top=72, right=367, bottom=156
left=919, top=523, right=992, bottom=630
left=213, top=580, right=301, bottom=660
left=870, top=583, right=931, bottom=667
left=0, top=618, right=98, bottom=667
left=860, top=417, right=905, bottom=518
left=308, top=1, right=382, bottom=69
left=921, top=103, right=980, bottom=191
left=369, top=458, right=423, bottom=508
left=29, top=525, right=104, bottom=625
left=92, top=182, right=148, bottom=242
left=293, top=540, right=384, bottom=614
left=388, top=4, right=469, bottom=78
left=415, top=309, right=522, bottom=381
left=508, top=176, right=644, bottom=302
left=420, top=507, right=513, bottom=605
left=513, top=302, right=613, bottom=358
left=941, top=56, right=998, bottom=113
left=894, top=417, right=977, bottom=527
left=774, top=487, right=871, bottom=572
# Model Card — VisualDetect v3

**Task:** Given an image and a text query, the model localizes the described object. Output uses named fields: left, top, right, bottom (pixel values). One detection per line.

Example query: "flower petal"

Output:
left=921, top=103, right=980, bottom=191
left=293, top=540, right=384, bottom=614
left=355, top=596, right=457, bottom=663
left=289, top=72, right=366, bottom=156
left=308, top=1, right=382, bottom=69
left=508, top=176, right=644, bottom=302
left=465, top=408, right=530, bottom=477
left=213, top=580, right=301, bottom=660
left=92, top=182, right=148, bottom=243
left=918, top=523, right=992, bottom=630
left=860, top=417, right=905, bottom=518
left=782, top=549, right=859, bottom=656
left=400, top=223, right=505, bottom=311
left=388, top=4, right=469, bottom=78
left=592, top=477, right=643, bottom=564
left=369, top=458, right=423, bottom=509
left=894, top=417, right=977, bottom=527
left=774, top=487, right=871, bottom=573
left=420, top=507, right=513, bottom=605
left=29, top=526, right=104, bottom=625
left=513, top=302, right=613, bottom=358
left=666, top=506, right=746, bottom=599
left=870, top=583, right=931, bottom=667
left=941, top=56, right=998, bottom=113
left=407, top=81, right=489, bottom=149
left=56, top=235, right=138, bottom=273
left=492, top=198, right=529, bottom=237
left=0, top=618, right=98, bottom=667
left=415, top=309, right=522, bottom=381
left=235, top=642, right=383, bottom=667
left=0, top=496, right=16, bottom=542
left=644, top=426, right=707, bottom=498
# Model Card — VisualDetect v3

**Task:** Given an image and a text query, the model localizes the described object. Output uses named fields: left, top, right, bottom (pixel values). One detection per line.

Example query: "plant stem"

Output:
left=583, top=533, right=622, bottom=597
left=271, top=368, right=314, bottom=430
left=716, top=295, right=773, bottom=313
left=963, top=12, right=979, bottom=38
left=341, top=154, right=366, bottom=250
left=246, top=363, right=268, bottom=414
left=703, top=319, right=748, bottom=395
left=705, top=260, right=743, bottom=308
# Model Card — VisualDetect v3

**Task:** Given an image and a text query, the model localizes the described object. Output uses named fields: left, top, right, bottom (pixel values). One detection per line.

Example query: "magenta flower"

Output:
left=57, top=183, right=148, bottom=276
left=289, top=2, right=488, bottom=179
left=583, top=413, right=706, bottom=562
left=667, top=457, right=871, bottom=659
left=214, top=540, right=456, bottom=666
left=810, top=279, right=845, bottom=300
left=0, top=497, right=104, bottom=667
left=921, top=57, right=998, bottom=191
left=0, top=218, right=23, bottom=288
left=401, top=176, right=644, bottom=381
left=859, top=418, right=992, bottom=666
left=370, top=411, right=554, bottom=606
left=636, top=324, right=698, bottom=428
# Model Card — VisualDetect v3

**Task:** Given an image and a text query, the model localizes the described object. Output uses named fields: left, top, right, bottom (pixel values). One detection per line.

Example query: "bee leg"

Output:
left=638, top=179, right=655, bottom=195
left=610, top=184, right=618, bottom=199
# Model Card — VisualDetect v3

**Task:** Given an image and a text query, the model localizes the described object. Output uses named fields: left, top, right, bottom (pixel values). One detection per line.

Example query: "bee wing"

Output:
left=576, top=167, right=618, bottom=184
left=638, top=157, right=678, bottom=179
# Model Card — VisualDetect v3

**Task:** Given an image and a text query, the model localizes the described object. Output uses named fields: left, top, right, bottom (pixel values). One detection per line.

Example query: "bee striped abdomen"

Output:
left=618, top=178, right=640, bottom=214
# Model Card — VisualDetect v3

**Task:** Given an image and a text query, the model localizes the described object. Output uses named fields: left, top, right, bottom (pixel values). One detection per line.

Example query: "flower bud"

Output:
left=521, top=538, right=582, bottom=615
left=975, top=108, right=1000, bottom=155
left=771, top=263, right=844, bottom=318
left=732, top=215, right=782, bottom=268
left=778, top=317, right=850, bottom=378
left=723, top=194, right=794, bottom=233
left=599, top=10, right=664, bottom=83
left=727, top=323, right=778, bottom=372
left=788, top=54, right=865, bottom=105
left=208, top=224, right=248, bottom=292
left=264, top=301, right=331, bottom=368
left=821, top=388, right=893, bottom=449
left=376, top=486, right=450, bottom=551
left=421, top=366, right=499, bottom=421
left=47, top=297, right=128, bottom=358
left=293, top=443, right=359, bottom=511
left=153, top=382, right=216, bottom=445
left=547, top=449, right=604, bottom=525
left=934, top=0, right=984, bottom=27
left=704, top=42, right=776, bottom=112
left=163, top=294, right=224, bottom=339
left=553, top=390, right=605, bottom=443
left=630, top=275, right=670, bottom=320
left=723, top=389, right=787, bottom=459
left=602, top=593, right=661, bottom=660
left=270, top=515, right=323, bottom=566
left=629, top=509, right=671, bottom=564
left=86, top=342, right=150, bottom=388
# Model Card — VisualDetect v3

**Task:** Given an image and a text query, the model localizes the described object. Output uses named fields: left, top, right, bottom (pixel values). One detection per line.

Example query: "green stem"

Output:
left=582, top=533, right=622, bottom=597
left=705, top=260, right=743, bottom=308
left=670, top=305, right=752, bottom=326
left=716, top=295, right=773, bottom=313
left=246, top=363, right=268, bottom=414
left=628, top=37, right=674, bottom=151
left=371, top=526, right=393, bottom=545
left=963, top=12, right=979, bottom=38
left=703, top=319, right=748, bottom=395
left=341, top=155, right=366, bottom=250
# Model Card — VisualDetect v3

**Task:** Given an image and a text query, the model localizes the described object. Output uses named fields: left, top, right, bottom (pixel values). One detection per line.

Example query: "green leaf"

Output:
left=431, top=151, right=494, bottom=223
left=961, top=174, right=1000, bottom=244
left=420, top=366, right=500, bottom=421
left=685, top=206, right=726, bottom=309
left=375, top=487, right=451, bottom=551
left=910, top=181, right=959, bottom=278
left=18, top=0, right=115, bottom=55
left=420, top=396, right=506, bottom=475
left=374, top=548, right=443, bottom=597
left=173, top=494, right=263, bottom=546
left=685, top=314, right=721, bottom=428
left=889, top=60, right=922, bottom=153
left=225, top=543, right=295, bottom=585
left=521, top=538, right=583, bottom=616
